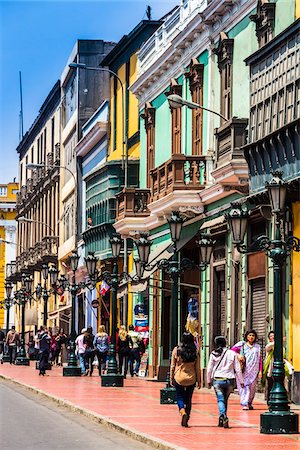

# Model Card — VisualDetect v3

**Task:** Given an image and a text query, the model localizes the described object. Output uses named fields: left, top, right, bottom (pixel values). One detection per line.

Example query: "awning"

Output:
left=48, top=304, right=71, bottom=316
left=129, top=281, right=148, bottom=293
left=25, top=308, right=38, bottom=326
left=200, top=215, right=225, bottom=230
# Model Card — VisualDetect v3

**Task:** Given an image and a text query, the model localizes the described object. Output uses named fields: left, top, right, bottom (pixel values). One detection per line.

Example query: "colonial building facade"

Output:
left=115, top=0, right=300, bottom=382
left=7, top=80, right=61, bottom=334
left=0, top=181, right=18, bottom=329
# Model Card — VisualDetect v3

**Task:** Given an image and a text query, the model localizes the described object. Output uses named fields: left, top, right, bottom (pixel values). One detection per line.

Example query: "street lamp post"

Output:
left=1, top=282, right=14, bottom=362
left=17, top=216, right=56, bottom=236
left=101, top=235, right=124, bottom=387
left=135, top=212, right=214, bottom=404
left=15, top=273, right=33, bottom=366
left=226, top=171, right=299, bottom=434
left=167, top=93, right=228, bottom=121
left=49, top=252, right=99, bottom=376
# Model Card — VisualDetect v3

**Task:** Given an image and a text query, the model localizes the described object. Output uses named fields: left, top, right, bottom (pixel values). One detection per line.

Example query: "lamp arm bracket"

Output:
left=236, top=235, right=272, bottom=254
left=286, top=235, right=300, bottom=252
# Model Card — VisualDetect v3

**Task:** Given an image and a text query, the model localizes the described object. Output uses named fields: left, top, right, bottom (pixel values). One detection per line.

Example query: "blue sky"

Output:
left=0, top=0, right=178, bottom=184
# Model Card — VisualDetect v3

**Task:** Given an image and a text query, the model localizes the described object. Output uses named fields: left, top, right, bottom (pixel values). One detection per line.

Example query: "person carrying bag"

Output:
left=207, top=336, right=244, bottom=428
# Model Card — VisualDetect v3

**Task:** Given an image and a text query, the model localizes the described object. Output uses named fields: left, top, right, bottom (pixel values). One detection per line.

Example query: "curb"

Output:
left=0, top=374, right=186, bottom=450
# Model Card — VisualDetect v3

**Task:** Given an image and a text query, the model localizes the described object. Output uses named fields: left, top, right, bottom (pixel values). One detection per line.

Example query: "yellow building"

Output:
left=0, top=181, right=18, bottom=329
left=100, top=19, right=162, bottom=327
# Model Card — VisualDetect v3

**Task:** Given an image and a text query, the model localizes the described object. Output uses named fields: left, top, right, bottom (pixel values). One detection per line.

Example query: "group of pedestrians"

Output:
left=75, top=324, right=145, bottom=378
left=171, top=328, right=294, bottom=429
left=75, top=325, right=109, bottom=376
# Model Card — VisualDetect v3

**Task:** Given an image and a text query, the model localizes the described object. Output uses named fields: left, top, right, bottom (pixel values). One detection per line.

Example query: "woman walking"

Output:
left=170, top=332, right=201, bottom=427
left=94, top=325, right=109, bottom=375
left=232, top=329, right=262, bottom=410
left=118, top=325, right=132, bottom=378
left=207, top=336, right=244, bottom=428
left=83, top=326, right=95, bottom=376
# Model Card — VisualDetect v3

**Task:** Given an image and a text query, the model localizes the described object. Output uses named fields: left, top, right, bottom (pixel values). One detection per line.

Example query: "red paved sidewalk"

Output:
left=1, top=363, right=299, bottom=450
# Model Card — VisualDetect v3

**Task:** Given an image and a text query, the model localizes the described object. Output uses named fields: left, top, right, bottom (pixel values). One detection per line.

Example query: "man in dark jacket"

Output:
left=6, top=326, right=20, bottom=364
left=38, top=327, right=51, bottom=376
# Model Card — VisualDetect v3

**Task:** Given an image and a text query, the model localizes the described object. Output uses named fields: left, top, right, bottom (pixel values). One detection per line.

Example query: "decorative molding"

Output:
left=212, top=31, right=234, bottom=71
left=250, top=0, right=276, bottom=47
left=131, top=0, right=255, bottom=106
left=185, top=58, right=204, bottom=91
left=140, top=102, right=156, bottom=130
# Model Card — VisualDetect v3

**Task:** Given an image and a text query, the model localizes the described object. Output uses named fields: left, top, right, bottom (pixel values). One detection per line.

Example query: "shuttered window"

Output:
left=251, top=277, right=266, bottom=346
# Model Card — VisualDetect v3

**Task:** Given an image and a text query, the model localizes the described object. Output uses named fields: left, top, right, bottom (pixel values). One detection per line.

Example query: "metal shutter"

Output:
left=220, top=279, right=226, bottom=336
left=251, top=277, right=266, bottom=342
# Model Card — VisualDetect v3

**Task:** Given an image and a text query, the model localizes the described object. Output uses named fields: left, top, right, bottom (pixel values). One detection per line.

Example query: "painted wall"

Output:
left=291, top=202, right=300, bottom=371
left=274, top=0, right=296, bottom=35
left=108, top=53, right=140, bottom=162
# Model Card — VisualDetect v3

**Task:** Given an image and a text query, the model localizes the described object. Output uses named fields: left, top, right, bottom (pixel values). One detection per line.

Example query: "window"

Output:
left=166, top=79, right=182, bottom=154
left=51, top=117, right=55, bottom=154
left=185, top=58, right=204, bottom=155
left=0, top=186, right=7, bottom=196
left=44, top=128, right=47, bottom=163
left=64, top=73, right=77, bottom=125
left=141, top=102, right=156, bottom=188
left=213, top=32, right=234, bottom=123
left=250, top=1, right=276, bottom=48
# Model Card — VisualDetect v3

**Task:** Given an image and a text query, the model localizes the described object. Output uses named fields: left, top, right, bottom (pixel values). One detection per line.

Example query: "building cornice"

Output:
left=76, top=122, right=107, bottom=157
left=131, top=0, right=256, bottom=105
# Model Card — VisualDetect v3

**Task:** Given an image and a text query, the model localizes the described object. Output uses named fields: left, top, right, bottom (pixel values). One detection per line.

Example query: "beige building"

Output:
left=7, top=81, right=61, bottom=334
left=0, top=181, right=18, bottom=330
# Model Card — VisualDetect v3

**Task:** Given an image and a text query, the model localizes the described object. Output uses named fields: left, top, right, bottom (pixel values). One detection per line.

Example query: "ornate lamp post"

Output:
left=135, top=211, right=214, bottom=404
left=101, top=234, right=125, bottom=387
left=226, top=171, right=299, bottom=434
left=49, top=252, right=99, bottom=376
left=15, top=273, right=33, bottom=366
left=1, top=282, right=14, bottom=362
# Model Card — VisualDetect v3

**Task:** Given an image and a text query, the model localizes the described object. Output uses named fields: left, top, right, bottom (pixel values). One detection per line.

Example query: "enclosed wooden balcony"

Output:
left=41, top=236, right=58, bottom=263
left=150, top=154, right=207, bottom=202
left=116, top=188, right=150, bottom=221
left=212, top=117, right=249, bottom=186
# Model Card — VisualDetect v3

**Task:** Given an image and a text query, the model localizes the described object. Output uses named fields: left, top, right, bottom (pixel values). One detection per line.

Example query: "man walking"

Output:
left=6, top=326, right=20, bottom=364
left=38, top=327, right=51, bottom=376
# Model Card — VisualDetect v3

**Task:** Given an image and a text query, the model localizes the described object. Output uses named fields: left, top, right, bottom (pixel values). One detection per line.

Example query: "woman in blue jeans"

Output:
left=207, top=336, right=244, bottom=428
left=170, top=332, right=201, bottom=427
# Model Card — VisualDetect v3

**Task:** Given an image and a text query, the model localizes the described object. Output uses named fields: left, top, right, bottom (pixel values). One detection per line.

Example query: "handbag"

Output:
left=240, top=344, right=246, bottom=373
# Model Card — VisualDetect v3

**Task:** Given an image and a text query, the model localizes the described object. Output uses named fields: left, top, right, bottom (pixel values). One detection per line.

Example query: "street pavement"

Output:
left=0, top=381, right=152, bottom=450
left=0, top=363, right=299, bottom=450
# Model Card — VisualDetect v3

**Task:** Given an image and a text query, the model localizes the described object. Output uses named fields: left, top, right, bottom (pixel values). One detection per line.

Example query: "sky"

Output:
left=0, top=0, right=179, bottom=184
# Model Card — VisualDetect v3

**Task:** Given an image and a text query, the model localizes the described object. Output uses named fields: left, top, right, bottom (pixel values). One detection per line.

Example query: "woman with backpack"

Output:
left=94, top=325, right=109, bottom=375
left=207, top=336, right=244, bottom=428
left=117, top=325, right=132, bottom=378
left=170, top=332, right=201, bottom=427
left=83, top=326, right=95, bottom=376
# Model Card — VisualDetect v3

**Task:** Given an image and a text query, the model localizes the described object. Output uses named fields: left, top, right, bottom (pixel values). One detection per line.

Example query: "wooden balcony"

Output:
left=150, top=154, right=207, bottom=202
left=116, top=188, right=150, bottom=221
left=41, top=236, right=58, bottom=263
left=212, top=117, right=249, bottom=186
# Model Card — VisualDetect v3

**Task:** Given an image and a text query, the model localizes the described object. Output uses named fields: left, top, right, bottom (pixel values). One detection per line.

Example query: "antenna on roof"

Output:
left=146, top=5, right=152, bottom=20
left=19, top=71, right=24, bottom=142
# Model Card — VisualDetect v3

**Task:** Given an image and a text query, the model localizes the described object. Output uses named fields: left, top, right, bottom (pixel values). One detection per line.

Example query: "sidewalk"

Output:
left=0, top=363, right=299, bottom=450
